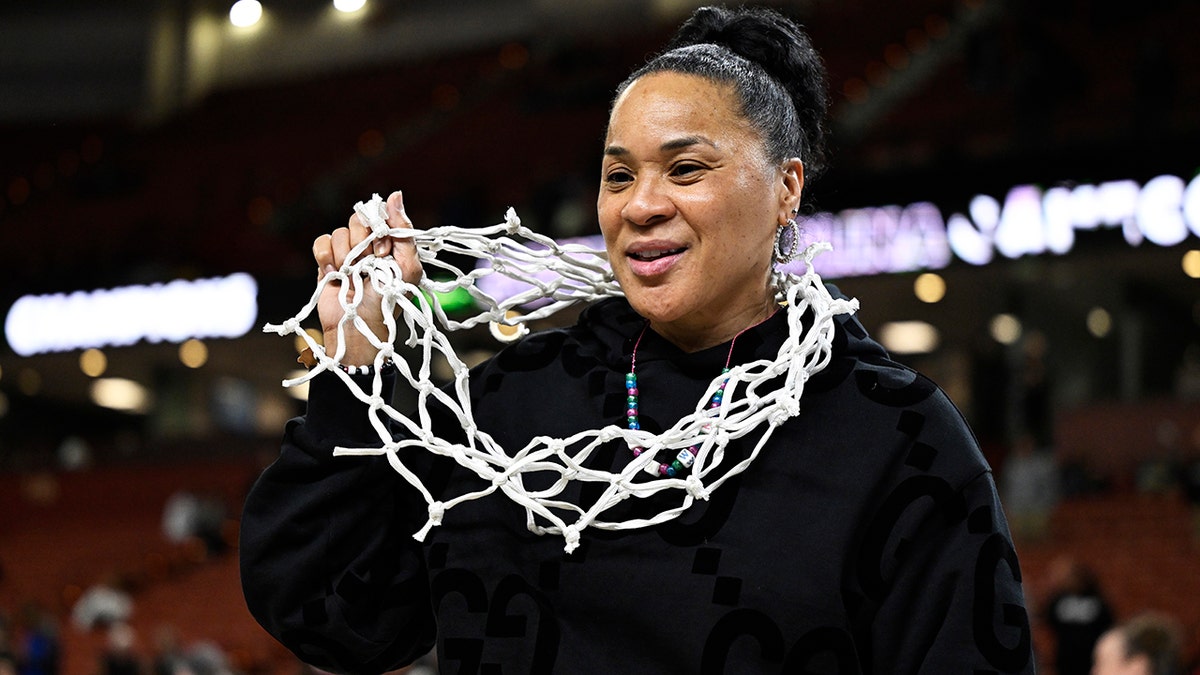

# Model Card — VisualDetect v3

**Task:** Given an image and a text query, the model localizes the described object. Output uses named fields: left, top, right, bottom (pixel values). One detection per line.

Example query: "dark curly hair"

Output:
left=613, top=5, right=830, bottom=197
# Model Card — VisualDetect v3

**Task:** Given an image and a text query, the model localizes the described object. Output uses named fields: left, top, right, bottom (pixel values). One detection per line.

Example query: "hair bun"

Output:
left=667, top=5, right=829, bottom=179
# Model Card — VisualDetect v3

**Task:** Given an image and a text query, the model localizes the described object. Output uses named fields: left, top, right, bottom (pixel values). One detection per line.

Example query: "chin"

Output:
left=623, top=288, right=690, bottom=325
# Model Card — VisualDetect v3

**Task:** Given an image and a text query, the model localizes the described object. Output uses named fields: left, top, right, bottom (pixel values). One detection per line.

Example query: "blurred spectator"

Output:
left=1001, top=434, right=1060, bottom=541
left=72, top=573, right=133, bottom=631
left=14, top=603, right=58, bottom=675
left=1092, top=612, right=1183, bottom=675
left=161, top=490, right=229, bottom=556
left=99, top=623, right=142, bottom=675
left=1043, top=556, right=1114, bottom=675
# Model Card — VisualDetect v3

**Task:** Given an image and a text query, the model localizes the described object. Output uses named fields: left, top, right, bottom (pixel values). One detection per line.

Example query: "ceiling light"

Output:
left=913, top=272, right=946, bottom=303
left=230, top=0, right=263, bottom=28
left=91, top=378, right=150, bottom=414
left=989, top=314, right=1022, bottom=345
left=878, top=320, right=940, bottom=355
left=80, top=348, right=107, bottom=377
left=1086, top=307, right=1112, bottom=338
left=180, top=339, right=209, bottom=369
left=1183, top=250, right=1200, bottom=279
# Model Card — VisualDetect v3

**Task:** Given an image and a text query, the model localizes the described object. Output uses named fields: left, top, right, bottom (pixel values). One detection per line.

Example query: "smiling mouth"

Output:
left=629, top=247, right=686, bottom=261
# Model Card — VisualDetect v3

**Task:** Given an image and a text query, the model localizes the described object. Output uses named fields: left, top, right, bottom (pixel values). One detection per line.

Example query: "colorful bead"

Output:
left=626, top=326, right=743, bottom=480
left=677, top=448, right=696, bottom=468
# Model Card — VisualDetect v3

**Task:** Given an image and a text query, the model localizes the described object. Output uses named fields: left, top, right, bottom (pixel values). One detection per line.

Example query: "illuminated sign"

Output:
left=799, top=172, right=1200, bottom=276
left=4, top=273, right=258, bottom=356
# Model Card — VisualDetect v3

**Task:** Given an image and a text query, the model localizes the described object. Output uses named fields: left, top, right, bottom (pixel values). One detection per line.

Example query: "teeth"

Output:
left=631, top=248, right=684, bottom=261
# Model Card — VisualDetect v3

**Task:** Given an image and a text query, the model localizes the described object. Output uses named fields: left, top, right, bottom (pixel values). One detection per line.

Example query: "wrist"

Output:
left=320, top=330, right=381, bottom=367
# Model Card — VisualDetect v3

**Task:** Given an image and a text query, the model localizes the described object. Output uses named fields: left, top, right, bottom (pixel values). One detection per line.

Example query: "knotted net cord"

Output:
left=265, top=194, right=858, bottom=552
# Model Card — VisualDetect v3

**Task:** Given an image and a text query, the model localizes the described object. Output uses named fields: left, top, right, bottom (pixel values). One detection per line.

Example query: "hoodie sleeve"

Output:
left=849, top=378, right=1035, bottom=675
left=239, top=370, right=437, bottom=674
left=865, top=467, right=1035, bottom=674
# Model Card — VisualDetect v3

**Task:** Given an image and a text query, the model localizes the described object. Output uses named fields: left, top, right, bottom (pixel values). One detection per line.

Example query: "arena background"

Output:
left=1, top=1, right=1198, bottom=672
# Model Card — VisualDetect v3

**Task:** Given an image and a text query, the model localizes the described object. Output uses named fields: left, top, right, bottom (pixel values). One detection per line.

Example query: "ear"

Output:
left=777, top=157, right=804, bottom=222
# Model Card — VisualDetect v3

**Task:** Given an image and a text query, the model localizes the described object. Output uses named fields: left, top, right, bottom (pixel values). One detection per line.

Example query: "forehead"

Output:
left=606, top=72, right=754, bottom=145
left=1093, top=632, right=1126, bottom=666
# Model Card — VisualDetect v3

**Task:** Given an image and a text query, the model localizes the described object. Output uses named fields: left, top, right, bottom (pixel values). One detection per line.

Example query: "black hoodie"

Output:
left=240, top=294, right=1035, bottom=674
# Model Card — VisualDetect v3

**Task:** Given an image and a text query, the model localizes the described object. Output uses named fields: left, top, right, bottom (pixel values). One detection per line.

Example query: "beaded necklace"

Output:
left=625, top=318, right=762, bottom=478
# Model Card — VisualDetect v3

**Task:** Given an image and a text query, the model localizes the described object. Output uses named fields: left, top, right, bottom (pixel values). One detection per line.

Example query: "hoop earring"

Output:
left=774, top=218, right=799, bottom=264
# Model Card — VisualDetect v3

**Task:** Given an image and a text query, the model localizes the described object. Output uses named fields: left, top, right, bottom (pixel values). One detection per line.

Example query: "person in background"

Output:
left=14, top=603, right=58, bottom=675
left=1001, top=433, right=1060, bottom=542
left=99, top=623, right=142, bottom=675
left=1091, top=612, right=1183, bottom=675
left=1044, top=555, right=1115, bottom=675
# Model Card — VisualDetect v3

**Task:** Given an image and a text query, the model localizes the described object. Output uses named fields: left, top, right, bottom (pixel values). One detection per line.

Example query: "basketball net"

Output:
left=265, top=194, right=857, bottom=552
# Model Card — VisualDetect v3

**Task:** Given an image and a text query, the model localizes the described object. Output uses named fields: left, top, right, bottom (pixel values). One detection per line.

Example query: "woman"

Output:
left=1091, top=613, right=1182, bottom=675
left=240, top=6, right=1034, bottom=673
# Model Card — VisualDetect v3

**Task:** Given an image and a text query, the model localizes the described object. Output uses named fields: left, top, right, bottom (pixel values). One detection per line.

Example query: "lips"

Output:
left=626, top=241, right=687, bottom=276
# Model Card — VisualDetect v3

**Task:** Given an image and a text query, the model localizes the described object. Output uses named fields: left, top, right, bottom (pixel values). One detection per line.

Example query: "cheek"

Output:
left=597, top=211, right=620, bottom=250
left=597, top=191, right=621, bottom=227
left=595, top=200, right=625, bottom=266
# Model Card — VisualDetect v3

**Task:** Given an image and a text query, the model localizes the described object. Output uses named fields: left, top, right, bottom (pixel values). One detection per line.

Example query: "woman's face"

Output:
left=1090, top=631, right=1145, bottom=675
left=598, top=71, right=802, bottom=350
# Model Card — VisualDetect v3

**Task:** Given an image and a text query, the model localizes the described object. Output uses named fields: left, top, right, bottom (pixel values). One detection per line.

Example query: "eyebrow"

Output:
left=603, top=135, right=718, bottom=157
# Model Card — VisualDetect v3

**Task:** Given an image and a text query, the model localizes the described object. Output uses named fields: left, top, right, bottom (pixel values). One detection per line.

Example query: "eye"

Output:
left=604, top=168, right=634, bottom=186
left=670, top=162, right=705, bottom=179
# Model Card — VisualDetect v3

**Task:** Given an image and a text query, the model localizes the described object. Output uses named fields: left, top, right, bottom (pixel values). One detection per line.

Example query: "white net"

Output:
left=265, top=194, right=858, bottom=552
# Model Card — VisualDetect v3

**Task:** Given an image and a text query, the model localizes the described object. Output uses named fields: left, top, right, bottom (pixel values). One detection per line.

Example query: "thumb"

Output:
left=376, top=190, right=415, bottom=257
left=385, top=190, right=423, bottom=286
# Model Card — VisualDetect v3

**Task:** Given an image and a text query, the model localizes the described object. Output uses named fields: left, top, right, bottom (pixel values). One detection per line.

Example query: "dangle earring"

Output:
left=774, top=210, right=800, bottom=264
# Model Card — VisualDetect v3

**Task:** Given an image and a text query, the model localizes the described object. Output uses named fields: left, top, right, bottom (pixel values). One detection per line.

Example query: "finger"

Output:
left=347, top=212, right=372, bottom=262
left=377, top=190, right=412, bottom=258
left=330, top=227, right=352, bottom=271
left=313, top=234, right=335, bottom=280
left=386, top=191, right=423, bottom=284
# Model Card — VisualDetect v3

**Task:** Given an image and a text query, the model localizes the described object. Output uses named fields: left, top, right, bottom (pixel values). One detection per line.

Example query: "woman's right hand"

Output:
left=312, top=191, right=423, bottom=365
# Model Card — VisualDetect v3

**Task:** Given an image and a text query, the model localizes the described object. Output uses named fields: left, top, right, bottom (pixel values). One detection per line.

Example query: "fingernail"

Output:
left=374, top=241, right=385, bottom=256
left=324, top=264, right=335, bottom=275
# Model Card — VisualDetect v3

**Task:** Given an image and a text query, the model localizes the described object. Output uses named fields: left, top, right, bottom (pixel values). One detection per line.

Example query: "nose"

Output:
left=620, top=175, right=675, bottom=227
